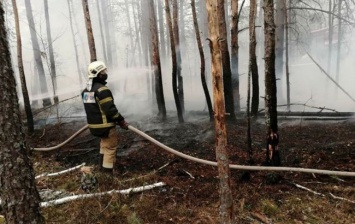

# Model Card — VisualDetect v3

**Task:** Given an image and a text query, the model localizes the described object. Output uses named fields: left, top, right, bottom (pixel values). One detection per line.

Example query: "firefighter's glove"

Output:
left=118, top=120, right=129, bottom=130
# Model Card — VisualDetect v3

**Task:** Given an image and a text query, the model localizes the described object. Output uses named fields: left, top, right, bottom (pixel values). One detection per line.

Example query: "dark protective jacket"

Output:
left=82, top=79, right=124, bottom=137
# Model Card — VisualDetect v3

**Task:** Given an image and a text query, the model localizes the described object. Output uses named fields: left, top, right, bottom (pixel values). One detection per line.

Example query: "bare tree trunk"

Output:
left=250, top=0, right=259, bottom=118
left=172, top=0, right=185, bottom=114
left=44, top=0, right=59, bottom=104
left=67, top=0, right=83, bottom=87
left=141, top=1, right=152, bottom=101
left=335, top=0, right=342, bottom=85
left=264, top=0, right=279, bottom=163
left=247, top=0, right=258, bottom=161
left=231, top=0, right=240, bottom=113
left=131, top=2, right=143, bottom=66
left=12, top=0, right=34, bottom=134
left=217, top=0, right=235, bottom=121
left=166, top=0, right=184, bottom=123
left=149, top=0, right=166, bottom=120
left=25, top=0, right=52, bottom=108
left=275, top=0, right=285, bottom=103
left=82, top=0, right=97, bottom=62
left=284, top=0, right=290, bottom=111
left=327, top=0, right=333, bottom=76
left=107, top=0, right=117, bottom=68
left=157, top=0, right=166, bottom=59
left=0, top=4, right=44, bottom=222
left=96, top=0, right=108, bottom=63
left=191, top=0, right=213, bottom=122
left=124, top=0, right=135, bottom=66
left=100, top=0, right=112, bottom=67
left=206, top=0, right=234, bottom=222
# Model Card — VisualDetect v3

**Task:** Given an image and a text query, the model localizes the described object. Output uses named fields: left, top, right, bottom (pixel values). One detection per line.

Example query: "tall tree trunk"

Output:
left=124, top=0, right=135, bottom=66
left=231, top=0, right=240, bottom=113
left=191, top=0, right=213, bottom=122
left=149, top=0, right=166, bottom=120
left=327, top=0, right=333, bottom=76
left=107, top=0, right=117, bottom=68
left=82, top=0, right=97, bottom=62
left=96, top=0, right=108, bottom=63
left=284, top=0, right=290, bottom=111
left=157, top=0, right=166, bottom=59
left=206, top=0, right=234, bottom=222
left=141, top=1, right=152, bottom=101
left=275, top=0, right=285, bottom=103
left=250, top=0, right=259, bottom=118
left=264, top=0, right=278, bottom=155
left=335, top=0, right=342, bottom=85
left=24, top=0, right=51, bottom=108
left=101, top=0, right=113, bottom=68
left=172, top=0, right=185, bottom=114
left=44, top=0, right=59, bottom=104
left=166, top=0, right=184, bottom=123
left=217, top=0, right=235, bottom=121
left=131, top=2, right=143, bottom=66
left=67, top=0, right=83, bottom=87
left=0, top=3, right=44, bottom=222
left=12, top=0, right=34, bottom=134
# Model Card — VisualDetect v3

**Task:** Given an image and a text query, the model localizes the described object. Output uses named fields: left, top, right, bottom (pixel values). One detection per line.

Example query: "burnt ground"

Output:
left=28, top=113, right=355, bottom=224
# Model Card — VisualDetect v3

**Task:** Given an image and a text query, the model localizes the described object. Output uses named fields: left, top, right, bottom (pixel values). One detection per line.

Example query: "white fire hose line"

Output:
left=33, top=125, right=355, bottom=177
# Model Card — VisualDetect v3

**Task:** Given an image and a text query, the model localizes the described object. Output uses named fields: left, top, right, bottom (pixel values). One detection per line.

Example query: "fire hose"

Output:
left=32, top=125, right=355, bottom=177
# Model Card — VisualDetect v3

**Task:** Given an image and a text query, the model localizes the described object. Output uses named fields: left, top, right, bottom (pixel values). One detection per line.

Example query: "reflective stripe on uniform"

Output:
left=88, top=123, right=115, bottom=128
left=99, top=97, right=113, bottom=105
left=97, top=86, right=109, bottom=92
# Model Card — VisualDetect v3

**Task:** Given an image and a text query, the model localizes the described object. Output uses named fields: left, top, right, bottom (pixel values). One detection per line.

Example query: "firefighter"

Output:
left=82, top=60, right=128, bottom=175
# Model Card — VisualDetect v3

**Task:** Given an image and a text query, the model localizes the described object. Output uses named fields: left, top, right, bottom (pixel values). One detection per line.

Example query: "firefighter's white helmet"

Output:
left=87, top=61, right=107, bottom=79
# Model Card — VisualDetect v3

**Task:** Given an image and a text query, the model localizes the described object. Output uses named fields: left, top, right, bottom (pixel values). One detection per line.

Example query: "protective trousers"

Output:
left=100, top=127, right=118, bottom=169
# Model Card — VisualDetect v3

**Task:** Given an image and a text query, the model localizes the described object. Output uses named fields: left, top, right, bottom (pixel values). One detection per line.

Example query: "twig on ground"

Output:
left=183, top=170, right=195, bottom=179
left=329, top=193, right=355, bottom=204
left=40, top=182, right=166, bottom=207
left=289, top=181, right=325, bottom=197
left=35, top=163, right=86, bottom=179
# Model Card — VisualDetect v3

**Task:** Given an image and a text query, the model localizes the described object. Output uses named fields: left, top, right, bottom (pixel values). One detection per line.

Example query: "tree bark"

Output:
left=148, top=0, right=166, bottom=120
left=205, top=0, right=234, bottom=222
left=264, top=0, right=279, bottom=163
left=191, top=0, right=213, bottom=122
left=12, top=0, right=34, bottom=134
left=166, top=0, right=184, bottom=123
left=0, top=3, right=44, bottom=223
left=284, top=0, right=290, bottom=111
left=335, top=0, right=342, bottom=84
left=44, top=0, right=59, bottom=104
left=172, top=0, right=185, bottom=114
left=157, top=0, right=166, bottom=59
left=275, top=0, right=285, bottom=102
left=24, top=0, right=51, bottom=108
left=250, top=0, right=259, bottom=118
left=82, top=0, right=97, bottom=62
left=217, top=0, right=235, bottom=121
left=230, top=0, right=240, bottom=113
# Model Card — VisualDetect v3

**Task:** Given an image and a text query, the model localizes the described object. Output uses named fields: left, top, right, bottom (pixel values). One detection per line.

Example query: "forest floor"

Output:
left=28, top=112, right=355, bottom=224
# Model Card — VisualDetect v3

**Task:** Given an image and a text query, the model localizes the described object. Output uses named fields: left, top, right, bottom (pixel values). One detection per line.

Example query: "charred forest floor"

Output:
left=28, top=112, right=355, bottom=224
